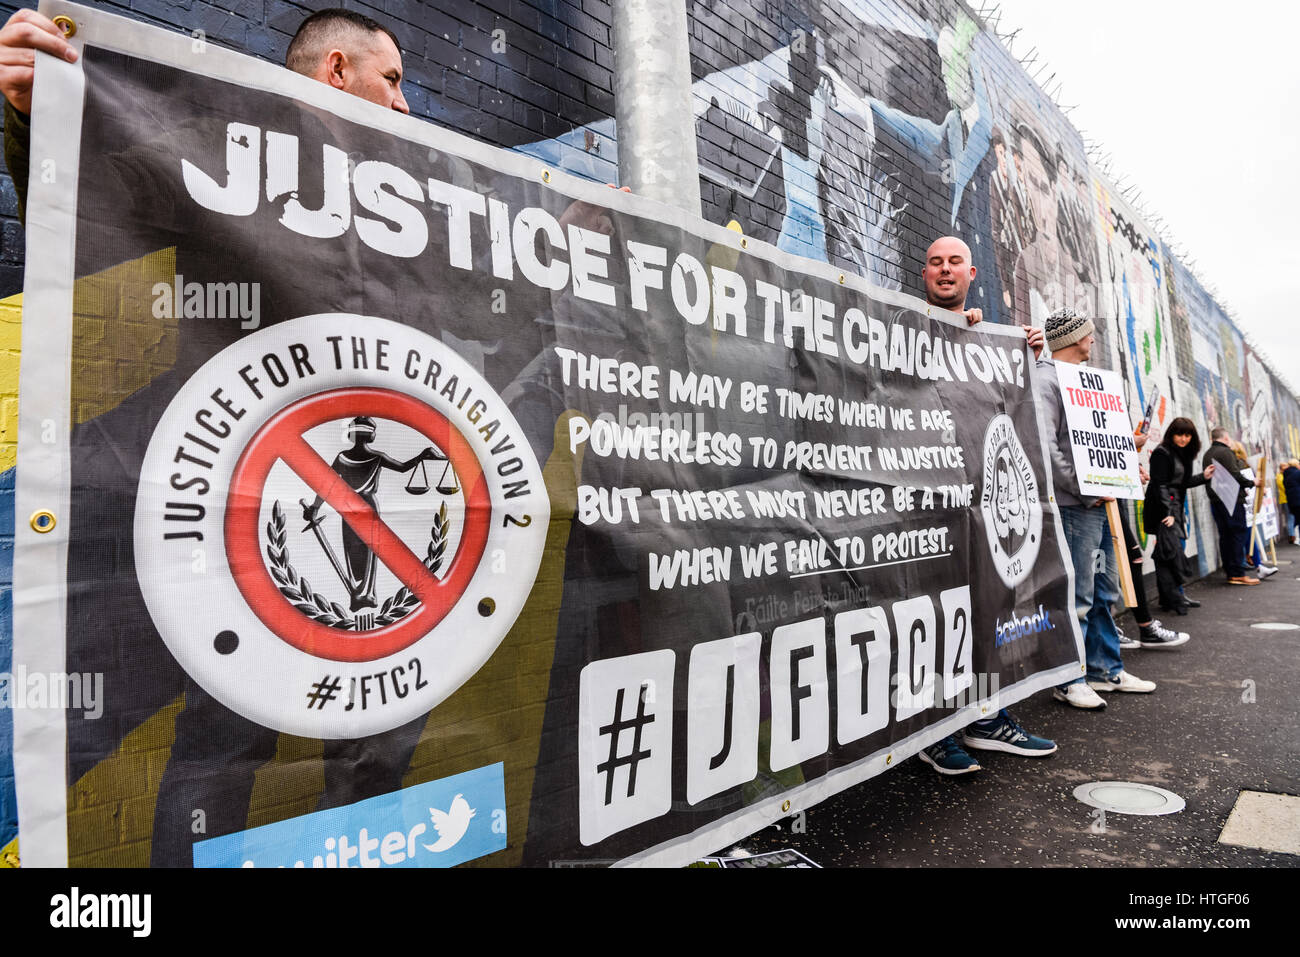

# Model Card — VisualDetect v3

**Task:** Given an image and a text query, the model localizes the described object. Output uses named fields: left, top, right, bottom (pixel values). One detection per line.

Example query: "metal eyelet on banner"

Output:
left=781, top=799, right=790, bottom=813
left=740, top=238, right=748, bottom=249
left=30, top=510, right=56, bottom=533
left=885, top=754, right=893, bottom=765
left=52, top=15, right=76, bottom=37
left=838, top=274, right=845, bottom=284
left=541, top=169, right=551, bottom=183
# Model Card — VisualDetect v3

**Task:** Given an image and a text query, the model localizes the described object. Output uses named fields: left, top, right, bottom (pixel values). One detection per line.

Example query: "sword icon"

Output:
left=299, top=418, right=442, bottom=613
left=300, top=498, right=360, bottom=601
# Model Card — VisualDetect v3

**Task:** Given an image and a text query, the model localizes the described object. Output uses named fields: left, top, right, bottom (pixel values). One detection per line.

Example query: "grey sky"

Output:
left=988, top=0, right=1300, bottom=394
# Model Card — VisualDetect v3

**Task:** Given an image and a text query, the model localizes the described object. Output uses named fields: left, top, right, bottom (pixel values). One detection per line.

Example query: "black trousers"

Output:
left=1153, top=556, right=1186, bottom=610
left=1210, top=497, right=1248, bottom=577
left=1118, top=509, right=1152, bottom=624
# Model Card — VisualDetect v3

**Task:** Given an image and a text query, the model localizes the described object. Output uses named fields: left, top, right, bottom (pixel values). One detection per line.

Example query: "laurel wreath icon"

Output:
left=265, top=500, right=449, bottom=631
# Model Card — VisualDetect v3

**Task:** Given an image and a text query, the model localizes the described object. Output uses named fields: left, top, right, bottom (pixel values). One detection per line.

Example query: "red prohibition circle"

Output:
left=225, top=387, right=492, bottom=662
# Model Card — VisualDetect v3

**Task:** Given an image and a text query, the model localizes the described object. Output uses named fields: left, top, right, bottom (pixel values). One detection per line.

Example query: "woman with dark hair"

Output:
left=1144, top=417, right=1214, bottom=614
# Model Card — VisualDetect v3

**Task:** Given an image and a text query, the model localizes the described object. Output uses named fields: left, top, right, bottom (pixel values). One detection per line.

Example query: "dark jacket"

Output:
left=1144, top=444, right=1205, bottom=534
left=1202, top=441, right=1253, bottom=511
left=4, top=100, right=29, bottom=225
left=1283, top=465, right=1300, bottom=507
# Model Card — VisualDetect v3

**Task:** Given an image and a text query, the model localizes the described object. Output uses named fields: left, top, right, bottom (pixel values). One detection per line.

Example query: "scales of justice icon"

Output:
left=403, top=448, right=459, bottom=496
left=297, top=416, right=461, bottom=621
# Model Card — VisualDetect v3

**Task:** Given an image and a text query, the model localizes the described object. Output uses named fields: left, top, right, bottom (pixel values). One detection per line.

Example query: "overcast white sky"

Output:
left=989, top=0, right=1300, bottom=393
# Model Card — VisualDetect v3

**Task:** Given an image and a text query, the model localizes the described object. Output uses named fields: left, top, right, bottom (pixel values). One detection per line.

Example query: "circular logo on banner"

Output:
left=135, top=315, right=549, bottom=738
left=979, top=413, right=1042, bottom=587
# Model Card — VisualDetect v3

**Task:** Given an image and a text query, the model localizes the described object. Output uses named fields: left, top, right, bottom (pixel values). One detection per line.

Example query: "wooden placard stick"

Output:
left=1248, top=453, right=1267, bottom=558
left=1105, top=499, right=1137, bottom=607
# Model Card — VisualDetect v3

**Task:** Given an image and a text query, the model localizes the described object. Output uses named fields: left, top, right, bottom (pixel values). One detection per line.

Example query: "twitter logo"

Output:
left=195, top=763, right=506, bottom=868
left=422, top=795, right=477, bottom=853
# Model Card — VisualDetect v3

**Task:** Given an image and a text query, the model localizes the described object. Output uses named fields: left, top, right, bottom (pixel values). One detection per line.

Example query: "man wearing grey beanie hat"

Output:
left=1035, top=308, right=1157, bottom=706
left=1043, top=309, right=1095, bottom=353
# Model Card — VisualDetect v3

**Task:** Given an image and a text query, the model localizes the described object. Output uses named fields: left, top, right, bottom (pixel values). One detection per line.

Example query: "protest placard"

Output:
left=1054, top=364, right=1142, bottom=500
left=1210, top=459, right=1243, bottom=510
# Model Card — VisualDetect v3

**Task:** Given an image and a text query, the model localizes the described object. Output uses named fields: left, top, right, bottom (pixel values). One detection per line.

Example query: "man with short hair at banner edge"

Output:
left=1201, top=426, right=1264, bottom=585
left=1037, top=308, right=1156, bottom=707
left=914, top=236, right=1057, bottom=775
left=0, top=5, right=426, bottom=867
left=0, top=5, right=407, bottom=222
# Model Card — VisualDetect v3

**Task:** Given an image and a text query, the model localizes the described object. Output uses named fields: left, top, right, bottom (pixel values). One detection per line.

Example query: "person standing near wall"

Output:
left=1143, top=418, right=1210, bottom=623
left=1230, top=440, right=1277, bottom=577
left=915, top=236, right=1058, bottom=774
left=1036, top=308, right=1156, bottom=706
left=1202, top=428, right=1263, bottom=584
left=1113, top=428, right=1190, bottom=649
left=1277, top=463, right=1294, bottom=544
left=1282, top=459, right=1300, bottom=546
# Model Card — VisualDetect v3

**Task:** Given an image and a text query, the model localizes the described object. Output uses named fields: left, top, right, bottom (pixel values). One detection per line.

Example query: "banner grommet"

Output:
left=52, top=15, right=76, bottom=37
left=29, top=510, right=56, bottom=533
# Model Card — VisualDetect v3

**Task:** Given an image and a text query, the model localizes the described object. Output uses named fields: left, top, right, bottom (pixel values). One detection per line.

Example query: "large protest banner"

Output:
left=12, top=2, right=1083, bottom=867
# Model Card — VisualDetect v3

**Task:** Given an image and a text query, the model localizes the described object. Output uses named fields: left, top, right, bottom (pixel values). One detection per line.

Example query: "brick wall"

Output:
left=0, top=0, right=616, bottom=303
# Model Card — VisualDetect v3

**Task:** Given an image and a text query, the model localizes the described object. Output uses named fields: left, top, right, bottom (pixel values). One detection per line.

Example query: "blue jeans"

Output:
left=1058, top=504, right=1124, bottom=683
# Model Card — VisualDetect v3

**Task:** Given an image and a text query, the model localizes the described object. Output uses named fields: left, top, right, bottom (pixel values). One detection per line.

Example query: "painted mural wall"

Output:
left=533, top=0, right=1300, bottom=581
left=0, top=0, right=1297, bottom=856
left=667, top=0, right=1300, bottom=569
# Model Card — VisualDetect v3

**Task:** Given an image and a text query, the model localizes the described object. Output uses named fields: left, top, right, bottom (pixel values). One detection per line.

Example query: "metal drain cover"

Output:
left=1250, top=622, right=1300, bottom=631
left=1073, top=781, right=1185, bottom=815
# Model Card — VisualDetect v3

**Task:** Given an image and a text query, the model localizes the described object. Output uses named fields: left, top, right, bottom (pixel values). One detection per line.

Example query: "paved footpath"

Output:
left=722, top=543, right=1300, bottom=867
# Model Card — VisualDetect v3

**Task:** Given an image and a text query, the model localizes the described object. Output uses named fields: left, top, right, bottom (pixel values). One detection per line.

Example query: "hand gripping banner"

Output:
left=12, top=2, right=1083, bottom=867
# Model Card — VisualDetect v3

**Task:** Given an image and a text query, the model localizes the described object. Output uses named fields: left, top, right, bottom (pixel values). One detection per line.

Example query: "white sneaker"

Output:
left=1087, top=670, right=1156, bottom=693
left=1053, top=683, right=1107, bottom=709
left=1257, top=564, right=1278, bottom=579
